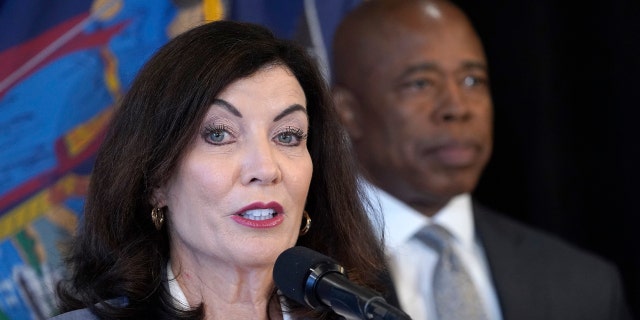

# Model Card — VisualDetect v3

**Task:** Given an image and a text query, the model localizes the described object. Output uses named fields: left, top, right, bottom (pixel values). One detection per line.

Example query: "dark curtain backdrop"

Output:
left=451, top=0, right=640, bottom=316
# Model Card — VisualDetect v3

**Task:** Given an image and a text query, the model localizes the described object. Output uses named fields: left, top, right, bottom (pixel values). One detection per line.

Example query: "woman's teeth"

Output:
left=241, top=208, right=276, bottom=220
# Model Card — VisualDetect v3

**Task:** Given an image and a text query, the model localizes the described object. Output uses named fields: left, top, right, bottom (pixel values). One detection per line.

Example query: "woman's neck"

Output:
left=169, top=258, right=281, bottom=320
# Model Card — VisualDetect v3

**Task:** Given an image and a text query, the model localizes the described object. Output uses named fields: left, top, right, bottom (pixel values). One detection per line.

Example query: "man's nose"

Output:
left=433, top=78, right=472, bottom=123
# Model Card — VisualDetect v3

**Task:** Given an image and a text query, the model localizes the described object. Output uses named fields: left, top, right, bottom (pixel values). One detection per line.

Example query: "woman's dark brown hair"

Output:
left=56, top=20, right=387, bottom=319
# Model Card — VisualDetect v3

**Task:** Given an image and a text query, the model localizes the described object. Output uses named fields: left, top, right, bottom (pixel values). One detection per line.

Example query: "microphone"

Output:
left=273, top=246, right=411, bottom=320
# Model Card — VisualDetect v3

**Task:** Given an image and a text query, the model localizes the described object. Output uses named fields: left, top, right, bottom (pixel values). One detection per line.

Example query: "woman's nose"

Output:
left=240, top=138, right=282, bottom=186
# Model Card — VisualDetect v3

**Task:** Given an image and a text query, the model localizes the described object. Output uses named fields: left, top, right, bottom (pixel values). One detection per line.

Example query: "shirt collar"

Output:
left=167, top=261, right=190, bottom=310
left=432, top=193, right=475, bottom=249
left=363, top=182, right=475, bottom=251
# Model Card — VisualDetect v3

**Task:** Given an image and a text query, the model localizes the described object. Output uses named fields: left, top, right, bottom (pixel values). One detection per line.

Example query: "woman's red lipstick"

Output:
left=231, top=201, right=285, bottom=228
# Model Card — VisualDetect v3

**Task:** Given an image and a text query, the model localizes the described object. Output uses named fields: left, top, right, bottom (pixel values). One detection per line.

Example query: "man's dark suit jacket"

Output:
left=473, top=202, right=633, bottom=320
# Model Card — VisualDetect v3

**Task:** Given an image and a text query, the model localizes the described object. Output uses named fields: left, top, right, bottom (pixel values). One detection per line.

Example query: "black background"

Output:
left=451, top=0, right=640, bottom=317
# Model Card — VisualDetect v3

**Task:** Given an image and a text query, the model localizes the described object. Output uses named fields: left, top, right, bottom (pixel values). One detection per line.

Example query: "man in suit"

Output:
left=331, top=0, right=633, bottom=319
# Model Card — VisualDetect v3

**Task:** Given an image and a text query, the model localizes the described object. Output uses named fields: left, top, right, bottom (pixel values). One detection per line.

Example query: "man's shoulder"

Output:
left=473, top=202, right=633, bottom=319
left=473, top=202, right=617, bottom=273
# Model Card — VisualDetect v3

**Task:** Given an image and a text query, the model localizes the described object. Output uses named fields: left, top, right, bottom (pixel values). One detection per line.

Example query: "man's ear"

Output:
left=332, top=86, right=363, bottom=140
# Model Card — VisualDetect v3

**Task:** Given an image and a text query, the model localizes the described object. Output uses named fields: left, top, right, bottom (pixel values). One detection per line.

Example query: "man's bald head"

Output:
left=332, top=0, right=478, bottom=91
left=331, top=0, right=492, bottom=217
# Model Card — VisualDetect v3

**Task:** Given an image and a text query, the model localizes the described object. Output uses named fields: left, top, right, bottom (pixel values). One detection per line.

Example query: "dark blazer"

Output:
left=49, top=297, right=127, bottom=320
left=474, top=202, right=633, bottom=320
left=49, top=308, right=98, bottom=320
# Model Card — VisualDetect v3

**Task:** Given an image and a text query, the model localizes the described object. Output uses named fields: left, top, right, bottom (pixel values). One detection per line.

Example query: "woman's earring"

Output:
left=299, top=210, right=311, bottom=236
left=151, top=207, right=165, bottom=230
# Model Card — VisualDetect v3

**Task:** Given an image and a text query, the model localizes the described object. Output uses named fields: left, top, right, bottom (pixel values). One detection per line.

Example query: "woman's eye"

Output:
left=276, top=127, right=307, bottom=146
left=209, top=131, right=226, bottom=142
left=278, top=133, right=294, bottom=144
left=203, top=125, right=231, bottom=145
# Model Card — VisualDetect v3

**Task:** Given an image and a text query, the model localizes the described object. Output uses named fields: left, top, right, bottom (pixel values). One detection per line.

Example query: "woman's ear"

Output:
left=151, top=186, right=167, bottom=208
left=332, top=86, right=363, bottom=140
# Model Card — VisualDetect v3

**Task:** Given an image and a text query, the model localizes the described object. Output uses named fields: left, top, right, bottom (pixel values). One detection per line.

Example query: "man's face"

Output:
left=345, top=5, right=493, bottom=214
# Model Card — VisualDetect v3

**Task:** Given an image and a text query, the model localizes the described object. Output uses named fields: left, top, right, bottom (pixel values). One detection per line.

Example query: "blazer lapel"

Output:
left=473, top=203, right=549, bottom=320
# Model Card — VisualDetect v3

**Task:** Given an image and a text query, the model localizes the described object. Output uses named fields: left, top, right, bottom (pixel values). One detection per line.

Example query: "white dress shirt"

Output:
left=363, top=183, right=503, bottom=320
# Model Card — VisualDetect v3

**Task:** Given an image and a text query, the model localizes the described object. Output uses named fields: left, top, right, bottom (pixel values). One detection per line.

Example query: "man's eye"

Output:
left=399, top=78, right=434, bottom=94
left=409, top=79, right=431, bottom=89
left=462, top=75, right=488, bottom=87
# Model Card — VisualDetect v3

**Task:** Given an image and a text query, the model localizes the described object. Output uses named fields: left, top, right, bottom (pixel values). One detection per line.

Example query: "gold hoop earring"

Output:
left=151, top=207, right=165, bottom=230
left=299, top=210, right=311, bottom=236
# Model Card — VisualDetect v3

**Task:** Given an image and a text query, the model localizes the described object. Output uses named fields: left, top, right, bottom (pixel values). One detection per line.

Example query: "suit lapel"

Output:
left=473, top=203, right=549, bottom=320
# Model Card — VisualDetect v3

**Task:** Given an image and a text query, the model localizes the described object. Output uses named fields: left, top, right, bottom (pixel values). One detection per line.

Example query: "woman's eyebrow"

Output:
left=212, top=98, right=242, bottom=117
left=274, top=104, right=307, bottom=122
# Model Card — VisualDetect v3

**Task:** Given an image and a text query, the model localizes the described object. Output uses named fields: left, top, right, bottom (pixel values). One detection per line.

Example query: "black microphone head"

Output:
left=273, top=246, right=342, bottom=308
left=275, top=247, right=412, bottom=320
